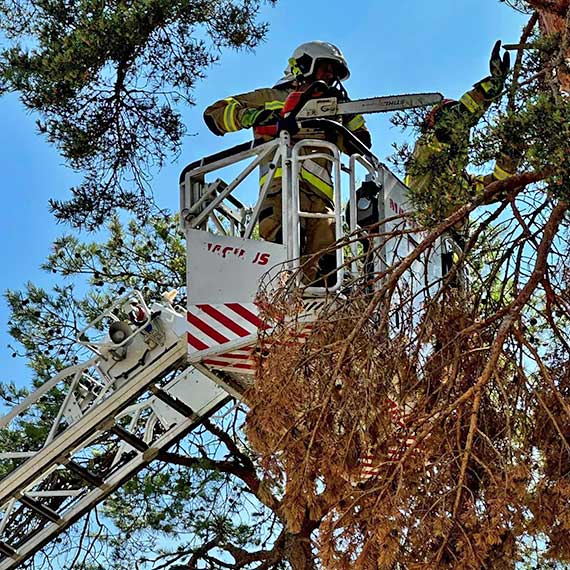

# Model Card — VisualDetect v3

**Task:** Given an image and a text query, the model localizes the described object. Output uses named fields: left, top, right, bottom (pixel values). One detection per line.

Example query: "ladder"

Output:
left=0, top=293, right=229, bottom=569
left=0, top=122, right=456, bottom=567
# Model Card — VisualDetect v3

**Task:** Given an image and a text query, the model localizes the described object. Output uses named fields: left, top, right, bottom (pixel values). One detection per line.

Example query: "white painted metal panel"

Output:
left=381, top=167, right=444, bottom=332
left=151, top=366, right=228, bottom=428
left=186, top=230, right=287, bottom=305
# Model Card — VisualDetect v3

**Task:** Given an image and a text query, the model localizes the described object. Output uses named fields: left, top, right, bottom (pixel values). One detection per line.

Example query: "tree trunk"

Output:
left=528, top=0, right=570, bottom=92
left=284, top=532, right=317, bottom=570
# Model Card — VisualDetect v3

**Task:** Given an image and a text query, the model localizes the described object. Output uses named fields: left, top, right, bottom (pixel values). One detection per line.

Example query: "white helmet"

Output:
left=275, top=41, right=350, bottom=86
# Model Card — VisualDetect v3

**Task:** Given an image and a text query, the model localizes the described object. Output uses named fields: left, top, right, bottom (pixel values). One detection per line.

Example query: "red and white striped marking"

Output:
left=386, top=398, right=418, bottom=463
left=357, top=453, right=383, bottom=482
left=186, top=303, right=267, bottom=352
left=351, top=399, right=418, bottom=485
left=202, top=346, right=256, bottom=374
left=187, top=299, right=320, bottom=373
left=199, top=323, right=316, bottom=374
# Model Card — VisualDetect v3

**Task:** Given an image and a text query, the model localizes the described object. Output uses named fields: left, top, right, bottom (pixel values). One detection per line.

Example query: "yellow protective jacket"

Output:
left=405, top=80, right=515, bottom=226
left=203, top=84, right=371, bottom=202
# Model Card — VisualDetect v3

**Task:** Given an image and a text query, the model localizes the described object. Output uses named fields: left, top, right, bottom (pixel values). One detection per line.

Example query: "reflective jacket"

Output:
left=203, top=84, right=371, bottom=202
left=405, top=80, right=515, bottom=224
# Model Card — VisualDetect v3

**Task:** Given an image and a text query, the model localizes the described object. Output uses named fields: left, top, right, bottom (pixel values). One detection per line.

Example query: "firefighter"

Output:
left=203, top=41, right=372, bottom=285
left=405, top=40, right=518, bottom=245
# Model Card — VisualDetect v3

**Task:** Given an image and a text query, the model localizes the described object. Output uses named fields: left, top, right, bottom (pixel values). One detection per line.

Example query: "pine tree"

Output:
left=0, top=0, right=276, bottom=229
left=4, top=1, right=570, bottom=569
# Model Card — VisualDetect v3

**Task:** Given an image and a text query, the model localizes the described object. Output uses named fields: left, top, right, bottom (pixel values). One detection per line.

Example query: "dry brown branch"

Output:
left=245, top=167, right=570, bottom=568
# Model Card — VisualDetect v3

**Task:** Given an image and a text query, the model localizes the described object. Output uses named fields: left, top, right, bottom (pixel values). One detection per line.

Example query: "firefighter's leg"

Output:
left=442, top=226, right=467, bottom=289
left=299, top=189, right=337, bottom=285
left=258, top=183, right=283, bottom=244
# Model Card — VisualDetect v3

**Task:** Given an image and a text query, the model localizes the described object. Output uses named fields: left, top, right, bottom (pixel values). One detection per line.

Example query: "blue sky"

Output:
left=0, top=0, right=529, bottom=386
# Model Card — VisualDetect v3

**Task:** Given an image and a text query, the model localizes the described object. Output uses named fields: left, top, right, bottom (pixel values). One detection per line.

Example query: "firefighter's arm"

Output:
left=434, top=41, right=511, bottom=142
left=203, top=88, right=285, bottom=136
left=404, top=134, right=448, bottom=194
left=465, top=40, right=510, bottom=118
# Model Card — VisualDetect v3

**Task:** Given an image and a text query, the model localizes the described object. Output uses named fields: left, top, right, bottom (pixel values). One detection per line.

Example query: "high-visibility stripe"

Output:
left=259, top=167, right=283, bottom=187
left=297, top=159, right=333, bottom=198
left=480, top=79, right=494, bottom=94
left=459, top=92, right=481, bottom=113
left=264, top=100, right=285, bottom=111
left=300, top=169, right=333, bottom=200
left=473, top=177, right=485, bottom=193
left=493, top=163, right=512, bottom=180
left=346, top=114, right=364, bottom=132
left=223, top=98, right=240, bottom=132
left=259, top=167, right=333, bottom=200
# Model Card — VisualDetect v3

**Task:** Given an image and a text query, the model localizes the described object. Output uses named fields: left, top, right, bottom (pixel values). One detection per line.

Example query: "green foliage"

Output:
left=102, top=444, right=277, bottom=568
left=512, top=95, right=570, bottom=200
left=0, top=0, right=276, bottom=229
left=5, top=213, right=185, bottom=380
left=0, top=212, right=190, bottom=518
left=5, top=282, right=86, bottom=379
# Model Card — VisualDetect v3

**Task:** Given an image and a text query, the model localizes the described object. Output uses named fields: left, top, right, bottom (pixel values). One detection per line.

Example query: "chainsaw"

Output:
left=295, top=92, right=444, bottom=120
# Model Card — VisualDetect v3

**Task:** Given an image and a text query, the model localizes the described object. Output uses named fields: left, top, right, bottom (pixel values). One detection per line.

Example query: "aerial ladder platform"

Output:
left=0, top=109, right=455, bottom=568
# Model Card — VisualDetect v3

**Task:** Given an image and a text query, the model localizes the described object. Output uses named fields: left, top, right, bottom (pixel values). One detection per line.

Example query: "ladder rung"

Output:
left=0, top=541, right=17, bottom=558
left=110, top=426, right=149, bottom=453
left=150, top=385, right=196, bottom=418
left=19, top=496, right=61, bottom=524
left=66, top=461, right=104, bottom=488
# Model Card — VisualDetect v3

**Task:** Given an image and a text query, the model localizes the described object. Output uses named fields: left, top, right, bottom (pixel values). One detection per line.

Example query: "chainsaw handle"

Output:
left=285, top=81, right=331, bottom=119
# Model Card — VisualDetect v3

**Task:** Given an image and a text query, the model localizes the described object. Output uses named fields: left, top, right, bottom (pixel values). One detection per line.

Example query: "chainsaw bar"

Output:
left=296, top=92, right=443, bottom=119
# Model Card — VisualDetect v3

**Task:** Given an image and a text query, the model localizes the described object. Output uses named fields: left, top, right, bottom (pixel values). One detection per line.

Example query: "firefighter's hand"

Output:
left=476, top=41, right=510, bottom=100
left=254, top=109, right=281, bottom=126
left=277, top=114, right=300, bottom=136
left=489, top=40, right=510, bottom=85
left=241, top=108, right=280, bottom=128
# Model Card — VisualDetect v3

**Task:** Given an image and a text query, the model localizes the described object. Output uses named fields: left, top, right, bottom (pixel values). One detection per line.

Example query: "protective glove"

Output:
left=490, top=40, right=510, bottom=84
left=240, top=108, right=281, bottom=129
left=476, top=40, right=510, bottom=99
